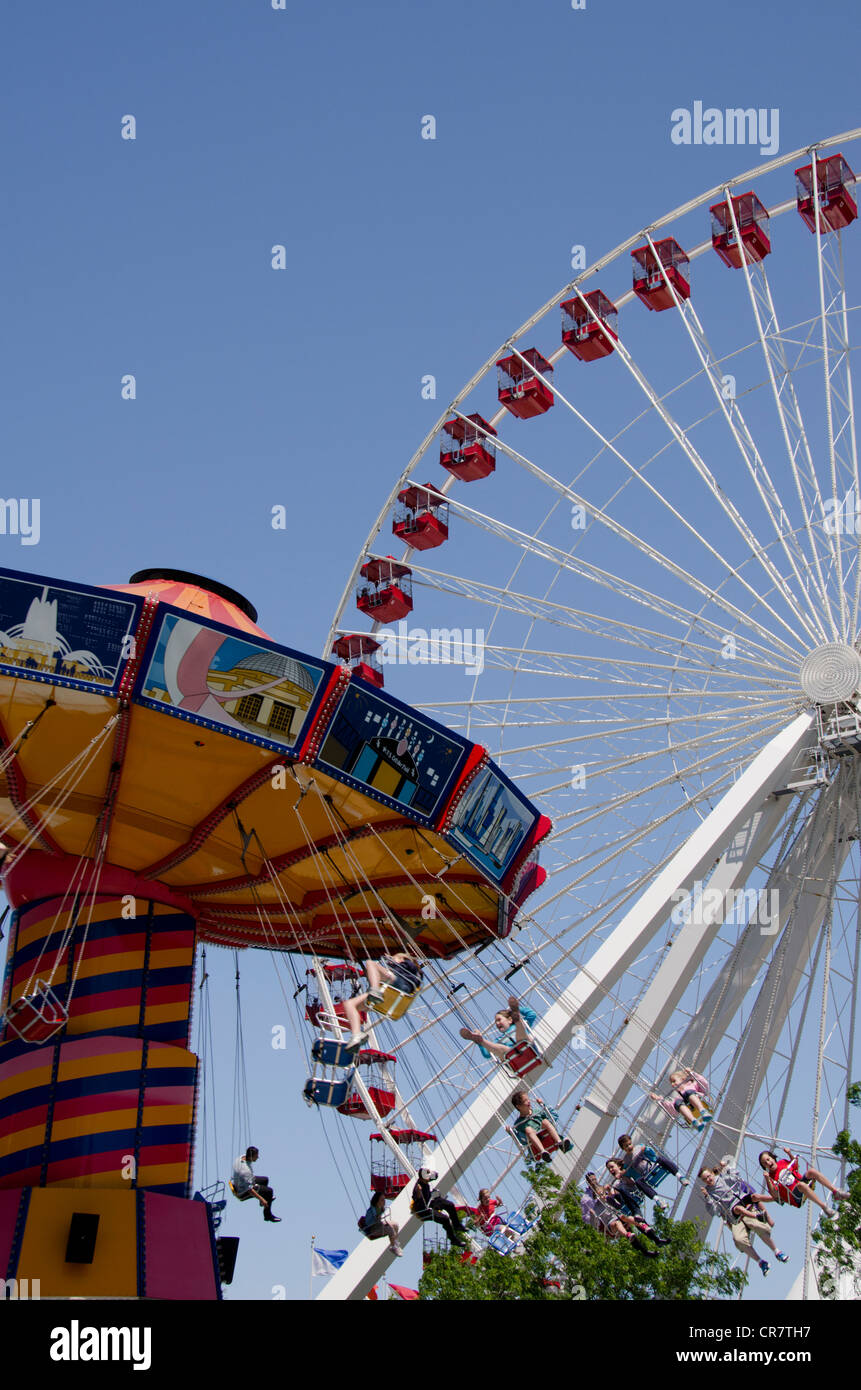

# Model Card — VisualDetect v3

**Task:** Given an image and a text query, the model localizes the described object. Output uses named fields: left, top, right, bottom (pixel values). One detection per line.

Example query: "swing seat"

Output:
left=506, top=1212, right=538, bottom=1235
left=303, top=1073, right=354, bottom=1108
left=505, top=1039, right=543, bottom=1077
left=311, top=1037, right=356, bottom=1068
left=229, top=1180, right=256, bottom=1203
left=369, top=985, right=417, bottom=1020
left=511, top=1104, right=562, bottom=1162
left=3, top=981, right=68, bottom=1043
left=196, top=1189, right=228, bottom=1230
left=523, top=1136, right=559, bottom=1163
left=644, top=1162, right=669, bottom=1189
left=488, top=1232, right=518, bottom=1255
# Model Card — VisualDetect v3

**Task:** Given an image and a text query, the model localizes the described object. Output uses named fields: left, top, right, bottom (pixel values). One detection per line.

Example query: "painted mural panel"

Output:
left=0, top=568, right=141, bottom=694
left=135, top=609, right=330, bottom=753
left=447, top=764, right=538, bottom=884
left=316, top=683, right=469, bottom=825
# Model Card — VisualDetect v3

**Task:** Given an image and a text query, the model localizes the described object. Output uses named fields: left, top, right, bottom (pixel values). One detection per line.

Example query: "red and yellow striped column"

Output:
left=0, top=871, right=220, bottom=1298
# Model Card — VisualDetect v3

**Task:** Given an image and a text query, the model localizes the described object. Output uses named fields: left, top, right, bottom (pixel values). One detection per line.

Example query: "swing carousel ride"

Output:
left=2, top=129, right=861, bottom=1302
left=0, top=567, right=546, bottom=1297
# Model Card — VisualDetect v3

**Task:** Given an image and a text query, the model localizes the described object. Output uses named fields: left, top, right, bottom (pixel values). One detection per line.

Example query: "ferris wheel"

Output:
left=312, top=130, right=861, bottom=1301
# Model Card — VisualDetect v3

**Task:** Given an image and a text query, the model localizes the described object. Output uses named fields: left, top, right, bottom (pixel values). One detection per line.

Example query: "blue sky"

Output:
left=2, top=0, right=859, bottom=1301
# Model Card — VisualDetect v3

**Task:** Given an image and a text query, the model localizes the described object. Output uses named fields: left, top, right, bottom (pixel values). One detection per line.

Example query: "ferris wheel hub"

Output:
left=799, top=642, right=861, bottom=704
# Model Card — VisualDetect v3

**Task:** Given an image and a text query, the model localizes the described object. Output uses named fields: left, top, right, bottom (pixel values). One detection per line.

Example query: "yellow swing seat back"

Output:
left=370, top=984, right=418, bottom=1020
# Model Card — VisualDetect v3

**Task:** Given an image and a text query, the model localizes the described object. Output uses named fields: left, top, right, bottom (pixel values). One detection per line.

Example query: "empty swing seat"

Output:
left=488, top=1211, right=538, bottom=1254
left=506, top=1212, right=537, bottom=1235
left=304, top=1073, right=354, bottom=1108
left=196, top=1186, right=229, bottom=1228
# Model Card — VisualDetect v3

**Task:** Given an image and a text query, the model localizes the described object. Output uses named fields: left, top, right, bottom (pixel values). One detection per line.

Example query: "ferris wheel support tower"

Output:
left=318, top=714, right=813, bottom=1299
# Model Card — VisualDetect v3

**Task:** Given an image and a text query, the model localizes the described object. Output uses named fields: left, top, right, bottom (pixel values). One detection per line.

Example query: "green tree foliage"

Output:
left=812, top=1083, right=861, bottom=1298
left=418, top=1170, right=745, bottom=1301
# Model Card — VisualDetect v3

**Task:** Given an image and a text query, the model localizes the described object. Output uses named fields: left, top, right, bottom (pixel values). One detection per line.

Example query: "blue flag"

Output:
left=311, top=1248, right=349, bottom=1276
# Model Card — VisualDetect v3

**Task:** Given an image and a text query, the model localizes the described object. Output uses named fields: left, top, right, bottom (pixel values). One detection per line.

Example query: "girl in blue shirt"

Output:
left=459, top=996, right=537, bottom=1061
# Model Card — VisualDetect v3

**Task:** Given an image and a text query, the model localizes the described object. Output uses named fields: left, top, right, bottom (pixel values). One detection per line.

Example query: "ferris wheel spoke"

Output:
left=552, top=713, right=788, bottom=826
left=812, top=156, right=859, bottom=641
left=433, top=696, right=797, bottom=742
left=502, top=346, right=813, bottom=653
left=569, top=251, right=826, bottom=647
left=448, top=409, right=813, bottom=654
left=454, top=639, right=797, bottom=692
left=491, top=699, right=801, bottom=763
left=525, top=706, right=794, bottom=802
left=426, top=481, right=807, bottom=669
left=399, top=552, right=803, bottom=667
left=471, top=646, right=795, bottom=693
left=669, top=209, right=830, bottom=643
left=547, top=767, right=768, bottom=888
left=539, top=712, right=789, bottom=827
left=736, top=258, right=839, bottom=637
left=416, top=686, right=807, bottom=723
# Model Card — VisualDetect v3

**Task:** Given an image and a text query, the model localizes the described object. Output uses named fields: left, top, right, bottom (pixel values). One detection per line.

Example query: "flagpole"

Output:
left=310, top=1235, right=315, bottom=1302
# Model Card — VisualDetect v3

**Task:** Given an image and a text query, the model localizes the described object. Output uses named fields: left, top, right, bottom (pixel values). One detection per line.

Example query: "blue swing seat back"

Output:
left=304, top=1072, right=354, bottom=1108
left=506, top=1212, right=537, bottom=1235
left=311, top=1037, right=356, bottom=1069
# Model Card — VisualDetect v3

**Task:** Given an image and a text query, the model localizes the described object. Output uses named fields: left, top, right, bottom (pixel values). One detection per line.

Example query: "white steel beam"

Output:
left=549, top=790, right=792, bottom=1187
left=679, top=775, right=856, bottom=1217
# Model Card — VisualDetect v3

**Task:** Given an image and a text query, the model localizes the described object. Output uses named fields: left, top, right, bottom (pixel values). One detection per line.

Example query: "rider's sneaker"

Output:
left=775, top=1251, right=789, bottom=1263
left=759, top=1259, right=769, bottom=1276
